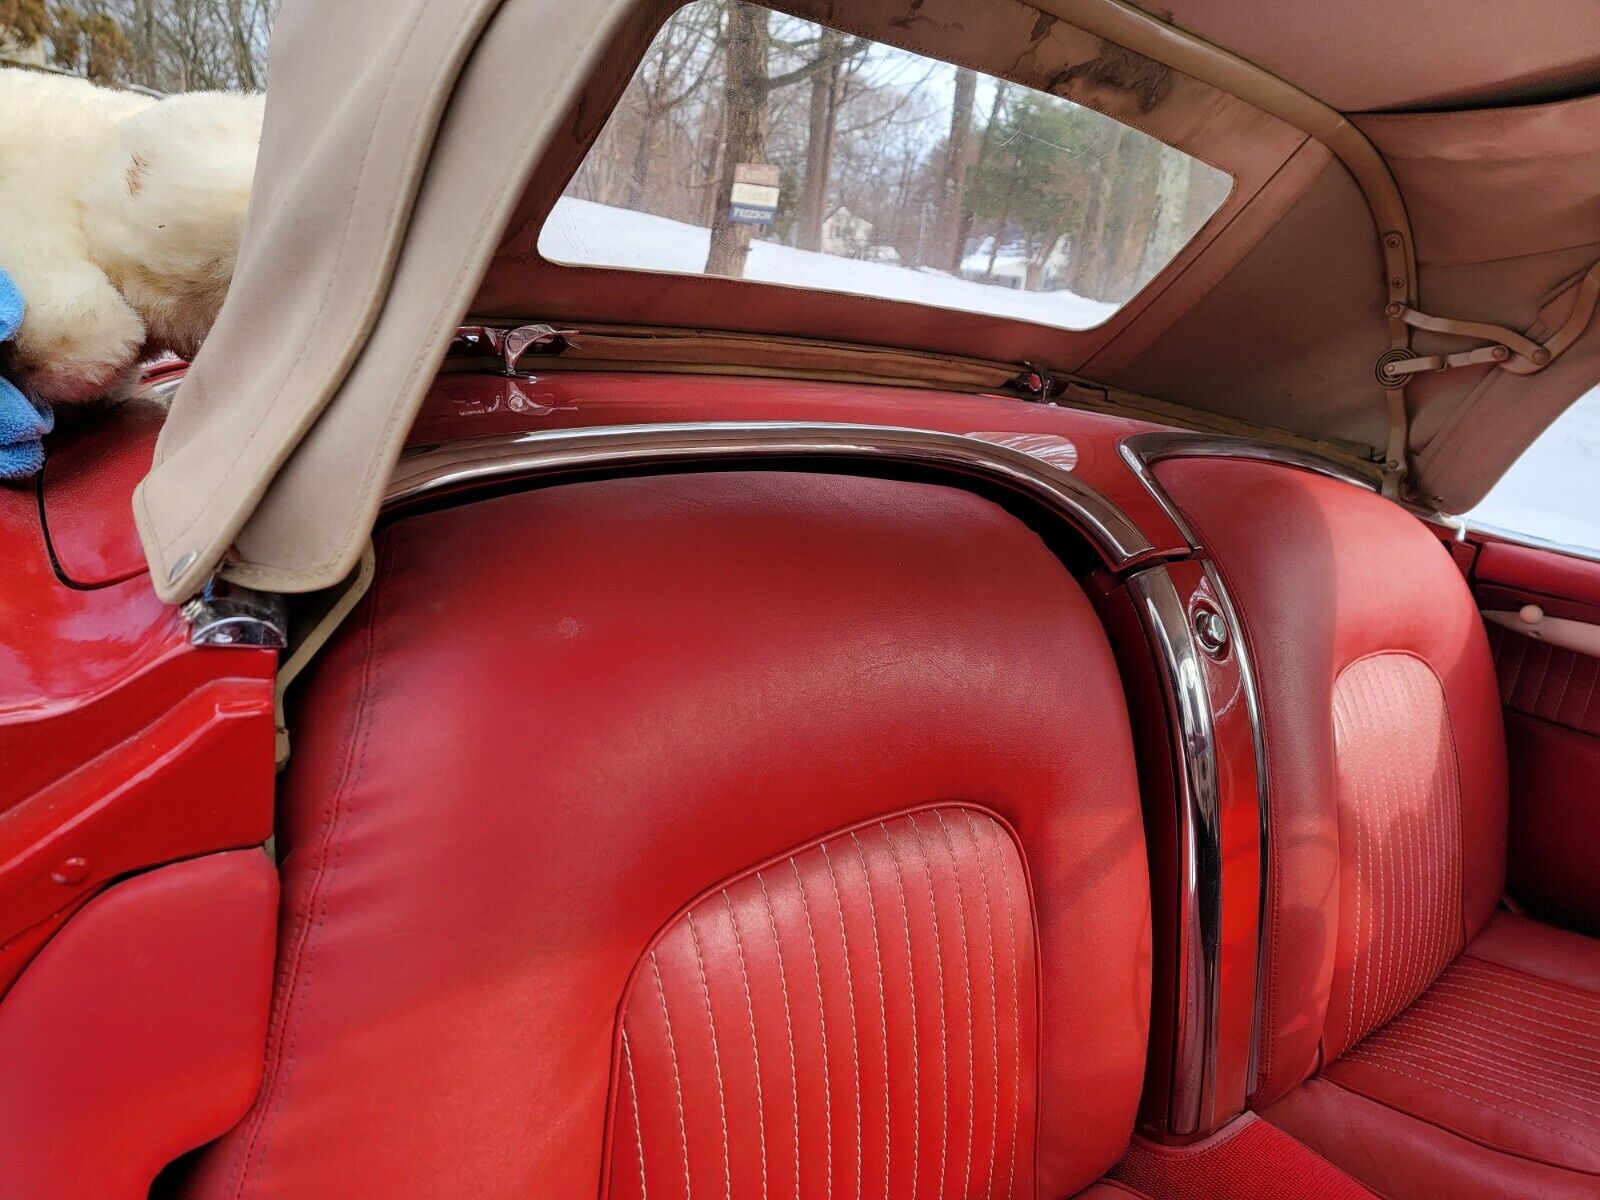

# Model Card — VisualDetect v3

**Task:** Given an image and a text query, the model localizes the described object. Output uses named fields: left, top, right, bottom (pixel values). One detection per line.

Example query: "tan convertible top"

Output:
left=136, top=0, right=1600, bottom=601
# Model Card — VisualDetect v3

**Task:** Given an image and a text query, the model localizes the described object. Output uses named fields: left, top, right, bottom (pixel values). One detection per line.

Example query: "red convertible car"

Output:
left=5, top=0, right=1600, bottom=1197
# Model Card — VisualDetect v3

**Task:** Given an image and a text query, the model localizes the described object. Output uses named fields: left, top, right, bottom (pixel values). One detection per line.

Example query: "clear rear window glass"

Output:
left=1467, top=383, right=1600, bottom=556
left=538, top=0, right=1232, bottom=331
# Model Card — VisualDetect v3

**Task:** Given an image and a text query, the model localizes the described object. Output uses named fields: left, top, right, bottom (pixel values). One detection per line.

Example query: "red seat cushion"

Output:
left=1107, top=1115, right=1376, bottom=1199
left=179, top=470, right=1150, bottom=1200
left=1268, top=911, right=1600, bottom=1196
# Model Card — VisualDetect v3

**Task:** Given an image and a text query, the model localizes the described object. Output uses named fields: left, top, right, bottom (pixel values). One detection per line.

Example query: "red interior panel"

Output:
left=1475, top=557, right=1600, bottom=932
left=1503, top=710, right=1600, bottom=933
left=1477, top=538, right=1600, bottom=613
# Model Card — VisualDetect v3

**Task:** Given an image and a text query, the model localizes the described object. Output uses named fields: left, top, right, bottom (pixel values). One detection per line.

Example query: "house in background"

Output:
left=821, top=206, right=875, bottom=258
left=959, top=233, right=1072, bottom=291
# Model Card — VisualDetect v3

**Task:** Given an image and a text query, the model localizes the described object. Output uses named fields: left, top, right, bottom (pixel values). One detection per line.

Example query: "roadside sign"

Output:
left=730, top=162, right=780, bottom=225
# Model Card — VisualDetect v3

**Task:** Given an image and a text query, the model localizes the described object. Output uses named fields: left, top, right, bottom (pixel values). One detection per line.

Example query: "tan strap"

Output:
left=274, top=542, right=377, bottom=767
left=1382, top=257, right=1600, bottom=383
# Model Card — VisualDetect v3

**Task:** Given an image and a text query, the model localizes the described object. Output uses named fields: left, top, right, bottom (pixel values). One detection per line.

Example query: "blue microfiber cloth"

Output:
left=0, top=269, right=52, bottom=481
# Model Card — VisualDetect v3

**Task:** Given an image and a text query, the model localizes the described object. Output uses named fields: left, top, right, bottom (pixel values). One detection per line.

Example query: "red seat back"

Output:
left=1154, top=458, right=1507, bottom=1105
left=181, top=470, right=1150, bottom=1198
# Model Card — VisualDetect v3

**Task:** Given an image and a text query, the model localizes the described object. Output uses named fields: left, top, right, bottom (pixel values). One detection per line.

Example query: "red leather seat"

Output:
left=175, top=470, right=1152, bottom=1199
left=1154, top=456, right=1600, bottom=1200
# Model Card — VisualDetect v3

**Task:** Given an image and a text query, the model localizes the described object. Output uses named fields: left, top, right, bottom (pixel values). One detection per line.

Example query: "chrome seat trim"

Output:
left=386, top=421, right=1155, bottom=566
left=1128, top=564, right=1222, bottom=1137
left=1120, top=429, right=1303, bottom=1109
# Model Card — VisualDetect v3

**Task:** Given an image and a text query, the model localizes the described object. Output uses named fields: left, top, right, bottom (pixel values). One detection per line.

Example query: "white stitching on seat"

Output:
left=881, top=823, right=922, bottom=1200
left=962, top=810, right=1002, bottom=1200
left=790, top=858, right=834, bottom=1200
left=721, top=890, right=769, bottom=1200
left=982, top=817, right=1023, bottom=1200
left=1388, top=1002, right=1600, bottom=1076
left=756, top=873, right=801, bottom=1200
left=933, top=810, right=978, bottom=1200
left=687, top=914, right=733, bottom=1200
left=1430, top=979, right=1600, bottom=1038
left=848, top=832, right=893, bottom=1200
left=650, top=953, right=693, bottom=1200
left=624, top=1031, right=648, bottom=1200
left=1445, top=965, right=1600, bottom=1021
left=1345, top=1048, right=1600, bottom=1145
left=905, top=813, right=950, bottom=1200
left=1352, top=1028, right=1600, bottom=1118
left=819, top=844, right=863, bottom=1200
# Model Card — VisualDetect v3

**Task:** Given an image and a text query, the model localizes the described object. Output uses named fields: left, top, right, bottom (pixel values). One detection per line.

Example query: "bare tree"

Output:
left=704, top=1, right=768, bottom=277
left=791, top=27, right=867, bottom=252
left=703, top=1, right=858, bottom=276
left=2, top=0, right=280, bottom=91
left=620, top=2, right=718, bottom=209
left=934, top=67, right=975, bottom=271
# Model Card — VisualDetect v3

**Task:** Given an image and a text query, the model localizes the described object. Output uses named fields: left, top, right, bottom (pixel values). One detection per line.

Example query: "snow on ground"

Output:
left=541, top=196, right=1118, bottom=331
left=960, top=237, right=1032, bottom=282
left=1467, top=384, right=1600, bottom=553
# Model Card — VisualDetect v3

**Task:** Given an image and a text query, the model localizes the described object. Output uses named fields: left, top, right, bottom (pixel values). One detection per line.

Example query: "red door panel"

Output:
left=1471, top=535, right=1600, bottom=933
left=1503, top=710, right=1600, bottom=934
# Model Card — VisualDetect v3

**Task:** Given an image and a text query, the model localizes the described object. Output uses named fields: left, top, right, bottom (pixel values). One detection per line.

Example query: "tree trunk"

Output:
left=985, top=212, right=1008, bottom=278
left=793, top=28, right=847, bottom=251
left=625, top=110, right=658, bottom=210
left=1138, top=146, right=1192, bottom=281
left=1069, top=124, right=1131, bottom=299
left=705, top=1, right=769, bottom=278
left=938, top=67, right=977, bottom=272
left=1105, top=139, right=1162, bottom=300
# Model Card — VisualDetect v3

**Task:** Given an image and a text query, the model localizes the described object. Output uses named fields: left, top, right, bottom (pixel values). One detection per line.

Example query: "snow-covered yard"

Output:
left=541, top=196, right=1118, bottom=331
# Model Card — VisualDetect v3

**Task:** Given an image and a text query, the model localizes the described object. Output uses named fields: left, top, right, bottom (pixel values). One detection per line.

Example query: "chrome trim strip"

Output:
left=1128, top=565, right=1221, bottom=1137
left=1202, top=560, right=1271, bottom=1100
left=387, top=422, right=1154, bottom=565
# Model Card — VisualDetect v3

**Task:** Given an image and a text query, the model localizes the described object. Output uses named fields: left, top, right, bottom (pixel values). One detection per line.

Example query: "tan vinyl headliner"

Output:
left=137, top=0, right=1600, bottom=600
left=1131, top=0, right=1600, bottom=112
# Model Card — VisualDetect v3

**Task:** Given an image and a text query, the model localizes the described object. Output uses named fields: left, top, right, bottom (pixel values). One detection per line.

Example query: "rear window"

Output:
left=538, top=0, right=1231, bottom=331
left=1466, top=383, right=1600, bottom=557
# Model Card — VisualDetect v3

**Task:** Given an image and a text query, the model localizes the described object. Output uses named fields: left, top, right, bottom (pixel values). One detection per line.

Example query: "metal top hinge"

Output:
left=1376, top=259, right=1600, bottom=386
left=451, top=323, right=577, bottom=379
left=182, top=579, right=288, bottom=649
left=1005, top=364, right=1112, bottom=410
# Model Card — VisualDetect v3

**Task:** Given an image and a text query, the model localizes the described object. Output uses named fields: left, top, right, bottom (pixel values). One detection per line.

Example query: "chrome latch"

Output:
left=1192, top=602, right=1229, bottom=659
left=181, top=579, right=288, bottom=649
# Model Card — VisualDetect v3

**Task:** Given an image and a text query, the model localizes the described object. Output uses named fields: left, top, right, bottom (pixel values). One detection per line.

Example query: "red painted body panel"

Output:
left=0, top=851, right=278, bottom=1200
left=41, top=399, right=165, bottom=587
left=1, top=396, right=275, bottom=995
